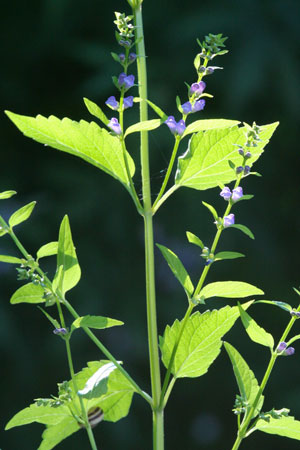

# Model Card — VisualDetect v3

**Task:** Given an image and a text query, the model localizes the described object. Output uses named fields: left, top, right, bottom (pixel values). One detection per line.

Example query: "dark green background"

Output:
left=1, top=0, right=300, bottom=449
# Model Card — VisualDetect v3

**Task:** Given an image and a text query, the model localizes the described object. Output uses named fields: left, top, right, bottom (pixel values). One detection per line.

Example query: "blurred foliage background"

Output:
left=1, top=0, right=300, bottom=449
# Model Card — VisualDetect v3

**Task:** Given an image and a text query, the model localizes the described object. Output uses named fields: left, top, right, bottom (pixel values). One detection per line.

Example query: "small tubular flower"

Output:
left=192, top=99, right=205, bottom=112
left=220, top=186, right=231, bottom=201
left=181, top=102, right=192, bottom=114
left=105, top=96, right=119, bottom=110
left=285, top=347, right=295, bottom=356
left=118, top=72, right=135, bottom=90
left=232, top=187, right=243, bottom=202
left=164, top=116, right=186, bottom=136
left=223, top=214, right=235, bottom=228
left=123, top=96, right=134, bottom=109
left=277, top=342, right=287, bottom=353
left=190, top=81, right=206, bottom=97
left=108, top=118, right=122, bottom=135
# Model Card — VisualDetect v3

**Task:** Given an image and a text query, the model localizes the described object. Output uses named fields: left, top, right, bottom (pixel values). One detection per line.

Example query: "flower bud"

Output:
left=105, top=96, right=119, bottom=110
left=290, top=310, right=300, bottom=318
left=236, top=166, right=244, bottom=174
left=190, top=81, right=206, bottom=97
left=277, top=341, right=287, bottom=353
left=119, top=53, right=126, bottom=62
left=232, top=187, right=243, bottom=202
left=223, top=214, right=235, bottom=228
left=244, top=165, right=251, bottom=175
left=119, top=39, right=131, bottom=48
left=53, top=328, right=68, bottom=336
left=129, top=52, right=137, bottom=62
left=238, top=148, right=244, bottom=156
left=108, top=118, right=122, bottom=135
left=284, top=347, right=295, bottom=356
left=123, top=96, right=134, bottom=109
left=245, top=152, right=252, bottom=159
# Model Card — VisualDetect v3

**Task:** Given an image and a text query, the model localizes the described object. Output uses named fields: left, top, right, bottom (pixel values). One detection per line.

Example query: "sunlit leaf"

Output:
left=10, top=282, right=45, bottom=304
left=238, top=304, right=274, bottom=349
left=5, top=403, right=70, bottom=429
left=186, top=231, right=204, bottom=249
left=256, top=416, right=300, bottom=440
left=0, top=190, right=17, bottom=199
left=36, top=242, right=58, bottom=260
left=0, top=255, right=24, bottom=264
left=214, top=251, right=245, bottom=261
left=38, top=418, right=80, bottom=450
left=78, top=362, right=117, bottom=399
left=125, top=119, right=162, bottom=137
left=182, top=119, right=240, bottom=137
left=200, top=281, right=264, bottom=300
left=9, top=201, right=36, bottom=229
left=83, top=97, right=109, bottom=125
left=230, top=224, right=255, bottom=240
left=72, top=315, right=124, bottom=331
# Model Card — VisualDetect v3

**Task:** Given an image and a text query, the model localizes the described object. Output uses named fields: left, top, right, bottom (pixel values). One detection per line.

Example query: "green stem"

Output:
left=153, top=136, right=181, bottom=211
left=133, top=5, right=163, bottom=450
left=152, top=185, right=178, bottom=215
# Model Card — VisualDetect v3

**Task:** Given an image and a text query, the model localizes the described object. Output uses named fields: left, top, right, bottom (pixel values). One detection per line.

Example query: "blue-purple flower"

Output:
left=181, top=99, right=205, bottom=115
left=105, top=96, right=119, bottom=110
left=285, top=347, right=295, bottom=356
left=165, top=116, right=186, bottom=136
left=223, top=214, right=235, bottom=228
left=118, top=72, right=135, bottom=90
left=232, top=187, right=243, bottom=202
left=108, top=118, right=122, bottom=135
left=220, top=186, right=231, bottom=201
left=119, top=53, right=126, bottom=62
left=123, top=96, right=134, bottom=109
left=190, top=81, right=206, bottom=97
left=53, top=327, right=68, bottom=336
left=129, top=52, right=136, bottom=62
left=277, top=342, right=287, bottom=353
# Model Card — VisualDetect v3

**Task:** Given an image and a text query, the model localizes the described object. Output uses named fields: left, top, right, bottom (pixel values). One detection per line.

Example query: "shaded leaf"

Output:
left=9, top=201, right=36, bottom=228
left=256, top=300, right=292, bottom=312
left=38, top=307, right=60, bottom=329
left=182, top=119, right=240, bottom=137
left=202, top=201, right=218, bottom=220
left=214, top=251, right=245, bottom=261
left=157, top=243, right=194, bottom=296
left=37, top=242, right=58, bottom=260
left=238, top=304, right=274, bottom=349
left=0, top=255, right=24, bottom=264
left=72, top=315, right=124, bottom=331
left=230, top=224, right=255, bottom=240
left=10, top=282, right=45, bottom=304
left=0, top=190, right=17, bottom=199
left=5, top=403, right=70, bottom=429
left=38, top=417, right=80, bottom=450
left=78, top=362, right=117, bottom=399
left=200, top=281, right=264, bottom=300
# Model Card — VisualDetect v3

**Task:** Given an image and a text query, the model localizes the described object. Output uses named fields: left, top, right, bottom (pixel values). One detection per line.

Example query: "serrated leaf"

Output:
left=175, top=122, right=279, bottom=191
left=37, top=242, right=58, bottom=260
left=256, top=300, right=292, bottom=312
left=214, top=251, right=245, bottom=261
left=256, top=416, right=300, bottom=440
left=0, top=190, right=17, bottom=199
left=238, top=304, right=274, bottom=349
left=230, top=224, right=255, bottom=239
left=182, top=119, right=240, bottom=138
left=157, top=243, right=194, bottom=297
left=55, top=216, right=81, bottom=295
left=0, top=255, right=24, bottom=264
left=5, top=403, right=70, bottom=429
left=186, top=231, right=204, bottom=249
left=72, top=315, right=124, bottom=330
left=224, top=342, right=263, bottom=417
left=5, top=111, right=135, bottom=190
left=83, top=97, right=109, bottom=125
left=200, top=281, right=264, bottom=300
left=202, top=201, right=218, bottom=220
left=38, top=417, right=80, bottom=450
left=160, top=303, right=251, bottom=378
left=9, top=201, right=36, bottom=228
left=78, top=362, right=117, bottom=399
left=10, top=282, right=45, bottom=304
left=125, top=119, right=162, bottom=137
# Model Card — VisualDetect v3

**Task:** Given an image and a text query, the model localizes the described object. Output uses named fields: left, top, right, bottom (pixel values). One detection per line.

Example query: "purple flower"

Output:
left=232, top=187, right=243, bottom=202
left=181, top=102, right=192, bottom=114
left=244, top=165, right=251, bottom=175
left=118, top=72, right=135, bottom=90
left=236, top=166, right=244, bottom=174
left=223, top=214, right=235, bottom=228
left=245, top=152, right=252, bottom=159
left=108, top=118, right=122, bottom=135
left=53, top=327, right=67, bottom=336
left=119, top=53, right=126, bottom=62
left=277, top=342, right=287, bottom=353
left=123, top=96, right=134, bottom=109
left=119, top=39, right=131, bottom=48
left=105, top=96, right=119, bottom=110
left=192, top=99, right=205, bottom=112
left=238, top=148, right=244, bottom=156
left=129, top=52, right=136, bottom=62
left=285, top=347, right=295, bottom=356
left=220, top=186, right=232, bottom=201
left=290, top=310, right=300, bottom=318
left=165, top=116, right=186, bottom=136
left=190, top=81, right=206, bottom=96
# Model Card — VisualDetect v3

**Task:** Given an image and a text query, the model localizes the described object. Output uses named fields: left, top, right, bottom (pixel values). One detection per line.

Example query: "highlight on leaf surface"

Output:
left=186, top=231, right=204, bottom=249
left=0, top=190, right=17, bottom=199
left=238, top=303, right=274, bottom=349
left=10, top=282, right=45, bottom=305
left=36, top=242, right=58, bottom=260
left=255, top=415, right=300, bottom=441
left=71, top=315, right=124, bottom=331
left=199, top=281, right=264, bottom=301
left=9, top=201, right=36, bottom=229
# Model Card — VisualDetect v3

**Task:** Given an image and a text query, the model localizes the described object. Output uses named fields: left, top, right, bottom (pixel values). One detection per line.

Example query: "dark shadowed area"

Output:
left=1, top=0, right=300, bottom=449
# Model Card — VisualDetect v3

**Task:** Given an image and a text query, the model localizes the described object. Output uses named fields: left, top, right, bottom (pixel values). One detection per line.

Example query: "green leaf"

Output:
left=202, top=201, right=219, bottom=220
left=5, top=111, right=135, bottom=190
left=234, top=194, right=254, bottom=203
left=38, top=307, right=60, bottom=329
left=214, top=251, right=245, bottom=261
left=5, top=403, right=71, bottom=429
left=256, top=300, right=292, bottom=312
left=38, top=417, right=80, bottom=450
left=256, top=416, right=300, bottom=440
left=230, top=224, right=255, bottom=239
left=71, top=315, right=124, bottom=330
left=9, top=201, right=36, bottom=228
left=157, top=243, right=194, bottom=297
left=134, top=98, right=168, bottom=120
left=83, top=97, right=109, bottom=125
left=52, top=265, right=64, bottom=294
left=200, top=281, right=264, bottom=300
left=125, top=119, right=162, bottom=137
left=160, top=303, right=251, bottom=378
left=182, top=119, right=240, bottom=138
left=175, top=122, right=279, bottom=191
left=224, top=342, right=263, bottom=417
left=0, top=255, right=24, bottom=264
left=10, top=282, right=45, bottom=304
left=238, top=304, right=274, bottom=349
left=78, top=362, right=117, bottom=399
left=0, top=190, right=17, bottom=199
left=186, top=231, right=204, bottom=249
left=36, top=242, right=58, bottom=260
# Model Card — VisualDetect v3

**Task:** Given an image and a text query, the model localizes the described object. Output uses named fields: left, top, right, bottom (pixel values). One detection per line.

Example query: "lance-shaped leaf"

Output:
left=255, top=416, right=300, bottom=440
left=0, top=190, right=17, bottom=199
left=72, top=315, right=124, bottom=331
left=9, top=201, right=36, bottom=229
left=38, top=417, right=80, bottom=450
left=84, top=97, right=109, bottom=125
left=37, top=242, right=58, bottom=260
left=182, top=119, right=240, bottom=138
left=202, top=201, right=219, bottom=221
left=186, top=231, right=204, bottom=249
left=5, top=112, right=135, bottom=190
left=10, top=282, right=45, bottom=304
left=199, top=281, right=264, bottom=300
left=125, top=119, right=162, bottom=137
left=224, top=342, right=263, bottom=417
left=238, top=304, right=274, bottom=349
left=157, top=243, right=194, bottom=297
left=5, top=403, right=71, bottom=429
left=160, top=303, right=251, bottom=378
left=0, top=255, right=24, bottom=264
left=175, top=122, right=279, bottom=191
left=230, top=224, right=255, bottom=240
left=55, top=216, right=81, bottom=295
left=214, top=251, right=245, bottom=261
left=256, top=300, right=292, bottom=312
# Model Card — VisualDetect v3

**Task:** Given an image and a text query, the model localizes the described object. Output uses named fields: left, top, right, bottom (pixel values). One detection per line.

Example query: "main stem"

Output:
left=134, top=5, right=163, bottom=450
